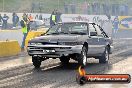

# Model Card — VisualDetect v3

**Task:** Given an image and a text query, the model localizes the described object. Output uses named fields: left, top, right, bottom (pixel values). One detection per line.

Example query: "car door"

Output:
left=94, top=24, right=107, bottom=55
left=87, top=23, right=106, bottom=56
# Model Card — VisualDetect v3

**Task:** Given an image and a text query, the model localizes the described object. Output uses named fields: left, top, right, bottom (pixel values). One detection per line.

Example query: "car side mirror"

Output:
left=90, top=32, right=97, bottom=36
left=40, top=33, right=46, bottom=36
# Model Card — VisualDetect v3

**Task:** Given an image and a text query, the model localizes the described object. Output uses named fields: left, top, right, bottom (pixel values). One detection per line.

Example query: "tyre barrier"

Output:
left=0, top=40, right=21, bottom=57
left=25, top=31, right=47, bottom=47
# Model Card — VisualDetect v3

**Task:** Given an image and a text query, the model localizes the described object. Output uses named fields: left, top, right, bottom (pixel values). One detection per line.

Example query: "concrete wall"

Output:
left=0, top=40, right=21, bottom=57
left=0, top=30, right=23, bottom=46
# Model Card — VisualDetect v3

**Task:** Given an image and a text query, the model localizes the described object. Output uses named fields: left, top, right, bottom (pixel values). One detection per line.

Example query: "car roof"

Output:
left=58, top=21, right=95, bottom=24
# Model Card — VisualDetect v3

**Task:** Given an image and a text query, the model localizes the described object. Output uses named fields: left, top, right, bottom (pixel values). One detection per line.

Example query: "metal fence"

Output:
left=0, top=0, right=132, bottom=15
left=25, top=0, right=132, bottom=16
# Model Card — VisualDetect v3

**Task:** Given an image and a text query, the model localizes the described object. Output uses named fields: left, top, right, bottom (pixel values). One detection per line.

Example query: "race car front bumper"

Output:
left=27, top=45, right=83, bottom=57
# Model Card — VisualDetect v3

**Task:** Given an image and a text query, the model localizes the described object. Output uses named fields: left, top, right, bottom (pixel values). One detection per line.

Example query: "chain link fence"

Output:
left=0, top=0, right=131, bottom=15
left=30, top=0, right=132, bottom=16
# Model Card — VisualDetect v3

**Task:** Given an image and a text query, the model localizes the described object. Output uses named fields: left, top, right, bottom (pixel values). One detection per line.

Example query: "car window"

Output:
left=46, top=23, right=88, bottom=35
left=46, top=24, right=59, bottom=34
left=71, top=24, right=87, bottom=32
left=94, top=25, right=104, bottom=37
left=89, top=24, right=97, bottom=36
left=89, top=24, right=96, bottom=32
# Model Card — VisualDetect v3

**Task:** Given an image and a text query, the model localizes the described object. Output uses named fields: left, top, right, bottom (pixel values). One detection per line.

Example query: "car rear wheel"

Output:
left=78, top=46, right=87, bottom=67
left=32, top=56, right=42, bottom=68
left=59, top=56, right=70, bottom=66
left=99, top=47, right=109, bottom=63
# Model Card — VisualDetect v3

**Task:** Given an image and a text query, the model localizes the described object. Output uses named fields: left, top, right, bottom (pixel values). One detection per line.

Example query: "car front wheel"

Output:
left=99, top=47, right=109, bottom=63
left=32, top=56, right=42, bottom=68
left=78, top=46, right=87, bottom=66
left=59, top=56, right=70, bottom=66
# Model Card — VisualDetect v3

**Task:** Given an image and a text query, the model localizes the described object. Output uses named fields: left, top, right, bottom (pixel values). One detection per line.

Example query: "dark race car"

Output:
left=27, top=22, right=113, bottom=68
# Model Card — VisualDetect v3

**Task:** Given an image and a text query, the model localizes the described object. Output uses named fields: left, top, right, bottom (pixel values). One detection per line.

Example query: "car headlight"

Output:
left=28, top=43, right=42, bottom=45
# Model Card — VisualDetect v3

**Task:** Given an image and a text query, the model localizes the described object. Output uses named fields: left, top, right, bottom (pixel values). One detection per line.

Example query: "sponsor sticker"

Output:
left=76, top=66, right=131, bottom=85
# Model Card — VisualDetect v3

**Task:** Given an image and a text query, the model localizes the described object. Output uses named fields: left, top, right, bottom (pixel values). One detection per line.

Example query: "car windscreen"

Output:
left=46, top=23, right=88, bottom=35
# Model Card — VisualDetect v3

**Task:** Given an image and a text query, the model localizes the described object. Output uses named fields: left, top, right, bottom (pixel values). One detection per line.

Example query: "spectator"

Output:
left=22, top=13, right=30, bottom=32
left=26, top=14, right=30, bottom=32
left=64, top=2, right=68, bottom=14
left=39, top=14, right=43, bottom=20
left=96, top=2, right=101, bottom=14
left=39, top=2, right=42, bottom=13
left=120, top=5, right=125, bottom=16
left=82, top=1, right=88, bottom=14
left=92, top=2, right=96, bottom=14
left=56, top=10, right=62, bottom=23
left=28, top=14, right=34, bottom=30
left=106, top=14, right=111, bottom=20
left=20, top=17, right=28, bottom=50
left=102, top=15, right=113, bottom=38
left=12, top=12, right=19, bottom=28
left=35, top=14, right=38, bottom=19
left=2, top=14, right=9, bottom=29
left=124, top=5, right=128, bottom=15
left=0, top=14, right=2, bottom=27
left=102, top=3, right=110, bottom=15
left=50, top=10, right=56, bottom=27
left=94, top=2, right=98, bottom=14
left=71, top=4, right=76, bottom=14
left=113, top=16, right=119, bottom=36
left=115, top=4, right=119, bottom=15
left=31, top=3, right=35, bottom=13
left=112, top=4, right=116, bottom=15
left=28, top=14, right=33, bottom=22
left=26, top=14, right=29, bottom=20
left=22, top=13, right=28, bottom=22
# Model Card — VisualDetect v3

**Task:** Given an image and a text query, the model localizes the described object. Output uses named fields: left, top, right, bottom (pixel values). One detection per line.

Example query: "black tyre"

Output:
left=76, top=75, right=87, bottom=85
left=78, top=46, right=87, bottom=67
left=32, top=56, right=42, bottom=68
left=59, top=56, right=70, bottom=66
left=99, top=47, right=109, bottom=63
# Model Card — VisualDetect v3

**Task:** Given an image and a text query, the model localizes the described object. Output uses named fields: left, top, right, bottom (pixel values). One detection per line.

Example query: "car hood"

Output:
left=29, top=34, right=82, bottom=43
